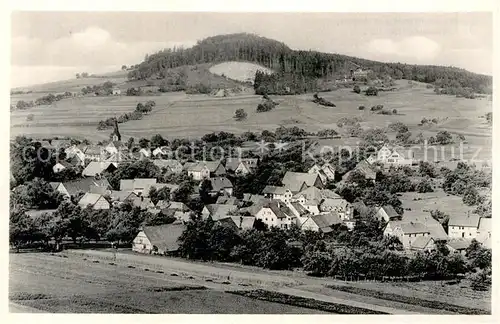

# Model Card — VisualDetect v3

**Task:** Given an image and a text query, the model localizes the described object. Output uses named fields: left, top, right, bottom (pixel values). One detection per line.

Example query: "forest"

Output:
left=128, top=33, right=492, bottom=95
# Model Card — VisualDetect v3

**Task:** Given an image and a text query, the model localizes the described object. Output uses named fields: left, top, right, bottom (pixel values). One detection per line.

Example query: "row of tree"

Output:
left=97, top=101, right=156, bottom=130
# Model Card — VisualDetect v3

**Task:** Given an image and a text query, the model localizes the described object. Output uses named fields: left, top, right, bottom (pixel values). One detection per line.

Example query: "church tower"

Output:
left=111, top=118, right=121, bottom=142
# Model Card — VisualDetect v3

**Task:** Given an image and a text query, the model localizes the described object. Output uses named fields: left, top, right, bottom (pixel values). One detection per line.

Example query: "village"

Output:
left=11, top=114, right=491, bottom=261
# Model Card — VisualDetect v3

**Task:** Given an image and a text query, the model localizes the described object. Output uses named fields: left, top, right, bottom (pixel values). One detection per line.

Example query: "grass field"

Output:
left=209, top=61, right=273, bottom=83
left=9, top=253, right=326, bottom=314
left=10, top=79, right=492, bottom=149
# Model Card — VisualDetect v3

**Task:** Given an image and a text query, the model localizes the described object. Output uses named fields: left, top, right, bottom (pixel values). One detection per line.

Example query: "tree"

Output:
left=418, top=161, right=436, bottom=178
left=462, top=187, right=483, bottom=206
left=148, top=186, right=171, bottom=205
left=358, top=105, right=365, bottom=110
left=138, top=138, right=150, bottom=149
left=469, top=269, right=491, bottom=291
left=150, top=134, right=168, bottom=148
left=353, top=85, right=361, bottom=94
left=127, top=137, right=135, bottom=149
left=365, top=86, right=378, bottom=96
left=11, top=178, right=63, bottom=209
left=392, top=109, right=398, bottom=115
left=234, top=109, right=248, bottom=121
left=485, top=112, right=492, bottom=125
left=416, top=180, right=434, bottom=193
left=435, top=130, right=453, bottom=145
left=121, top=65, right=127, bottom=70
left=302, top=250, right=333, bottom=276
left=10, top=208, right=36, bottom=251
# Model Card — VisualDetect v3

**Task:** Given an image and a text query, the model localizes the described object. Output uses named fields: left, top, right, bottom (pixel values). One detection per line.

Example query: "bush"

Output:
left=256, top=99, right=277, bottom=113
left=365, top=86, right=378, bottom=96
left=353, top=85, right=361, bottom=94
left=358, top=105, right=365, bottom=110
left=469, top=269, right=491, bottom=291
left=392, top=109, right=398, bottom=115
left=416, top=180, right=434, bottom=193
left=234, top=109, right=247, bottom=121
left=312, top=94, right=336, bottom=107
left=370, top=104, right=384, bottom=111
left=26, top=114, right=34, bottom=121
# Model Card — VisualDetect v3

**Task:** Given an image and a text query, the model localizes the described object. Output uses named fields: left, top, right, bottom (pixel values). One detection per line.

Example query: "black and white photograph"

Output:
left=7, top=5, right=495, bottom=316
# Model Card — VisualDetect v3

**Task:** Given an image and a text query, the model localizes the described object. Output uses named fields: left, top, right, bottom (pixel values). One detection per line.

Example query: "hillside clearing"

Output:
left=209, top=61, right=274, bottom=84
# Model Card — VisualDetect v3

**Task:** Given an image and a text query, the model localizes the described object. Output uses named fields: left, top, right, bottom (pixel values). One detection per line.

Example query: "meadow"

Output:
left=10, top=79, right=492, bottom=162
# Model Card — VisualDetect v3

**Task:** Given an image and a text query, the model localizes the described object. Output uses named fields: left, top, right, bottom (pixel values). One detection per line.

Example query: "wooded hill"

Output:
left=128, top=33, right=492, bottom=95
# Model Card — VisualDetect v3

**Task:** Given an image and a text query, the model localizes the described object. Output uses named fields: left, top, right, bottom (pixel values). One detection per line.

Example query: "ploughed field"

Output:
left=10, top=80, right=492, bottom=157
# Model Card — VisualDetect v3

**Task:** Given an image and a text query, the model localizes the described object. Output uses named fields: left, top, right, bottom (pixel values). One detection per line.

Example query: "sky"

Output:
left=10, top=12, right=493, bottom=88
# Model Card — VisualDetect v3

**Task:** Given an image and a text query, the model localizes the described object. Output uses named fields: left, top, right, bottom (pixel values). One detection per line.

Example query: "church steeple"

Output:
left=111, top=118, right=121, bottom=141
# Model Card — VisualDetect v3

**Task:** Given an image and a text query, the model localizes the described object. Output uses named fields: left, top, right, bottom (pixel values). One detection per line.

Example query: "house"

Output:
left=366, top=154, right=377, bottom=165
left=342, top=160, right=377, bottom=182
left=152, top=146, right=171, bottom=158
left=184, top=162, right=210, bottom=180
left=132, top=223, right=186, bottom=255
left=228, top=216, right=255, bottom=230
left=446, top=238, right=470, bottom=255
left=401, top=210, right=448, bottom=242
left=120, top=178, right=158, bottom=196
left=83, top=145, right=106, bottom=162
left=55, top=178, right=111, bottom=198
left=184, top=160, right=226, bottom=180
left=410, top=236, right=436, bottom=252
left=375, top=205, right=401, bottom=222
left=255, top=200, right=295, bottom=229
left=66, top=153, right=86, bottom=168
left=52, top=161, right=75, bottom=173
left=288, top=201, right=311, bottom=219
left=112, top=88, right=121, bottom=95
left=201, top=204, right=238, bottom=221
left=105, top=150, right=133, bottom=166
left=262, top=186, right=293, bottom=203
left=65, top=144, right=86, bottom=162
left=476, top=217, right=492, bottom=249
left=377, top=144, right=393, bottom=162
left=383, top=148, right=414, bottom=167
left=225, top=158, right=258, bottom=176
left=106, top=141, right=126, bottom=155
left=139, top=148, right=152, bottom=159
left=281, top=172, right=324, bottom=193
left=207, top=177, right=233, bottom=196
left=216, top=195, right=239, bottom=205
left=108, top=190, right=137, bottom=204
left=78, top=193, right=110, bottom=210
left=384, top=221, right=431, bottom=250
left=82, top=161, right=117, bottom=177
left=448, top=214, right=481, bottom=240
left=308, top=163, right=336, bottom=183
left=300, top=212, right=342, bottom=233
left=153, top=159, right=183, bottom=174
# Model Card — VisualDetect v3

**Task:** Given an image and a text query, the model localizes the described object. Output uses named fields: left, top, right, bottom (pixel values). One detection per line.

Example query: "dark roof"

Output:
left=310, top=212, right=342, bottom=232
left=411, top=236, right=433, bottom=249
left=380, top=205, right=399, bottom=218
left=266, top=201, right=294, bottom=219
left=142, top=223, right=186, bottom=252
left=282, top=172, right=321, bottom=192
left=290, top=202, right=310, bottom=216
left=209, top=177, right=233, bottom=192
left=262, top=186, right=287, bottom=195
left=205, top=204, right=238, bottom=220
left=216, top=195, right=239, bottom=205
left=447, top=238, right=470, bottom=251
left=62, top=178, right=110, bottom=196
left=399, top=222, right=430, bottom=234
left=449, top=214, right=481, bottom=228
left=217, top=218, right=240, bottom=232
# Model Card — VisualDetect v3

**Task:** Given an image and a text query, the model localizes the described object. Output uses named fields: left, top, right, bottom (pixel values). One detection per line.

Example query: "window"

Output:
left=462, top=232, right=465, bottom=238
left=387, top=159, right=395, bottom=163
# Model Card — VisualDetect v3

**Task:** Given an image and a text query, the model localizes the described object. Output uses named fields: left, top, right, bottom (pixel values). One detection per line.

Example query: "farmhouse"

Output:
left=83, top=145, right=106, bottom=161
left=183, top=160, right=225, bottom=180
left=342, top=160, right=377, bottom=182
left=300, top=212, right=342, bottom=233
left=448, top=214, right=481, bottom=240
left=410, top=236, right=436, bottom=252
left=153, top=159, right=183, bottom=174
left=108, top=190, right=137, bottom=204
left=120, top=178, right=157, bottom=196
left=446, top=238, right=470, bottom=255
left=255, top=200, right=295, bottom=229
left=476, top=217, right=492, bottom=249
left=52, top=161, right=75, bottom=174
left=383, top=221, right=431, bottom=250
left=78, top=193, right=110, bottom=210
left=281, top=171, right=324, bottom=193
left=54, top=178, right=111, bottom=199
left=262, top=186, right=293, bottom=203
left=225, top=158, right=258, bottom=176
left=152, top=146, right=171, bottom=158
left=308, top=162, right=336, bottom=183
left=132, top=223, right=186, bottom=255
left=375, top=205, right=401, bottom=222
left=82, top=161, right=117, bottom=177
left=206, top=177, right=233, bottom=196
left=202, top=204, right=238, bottom=220
left=401, top=211, right=448, bottom=242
